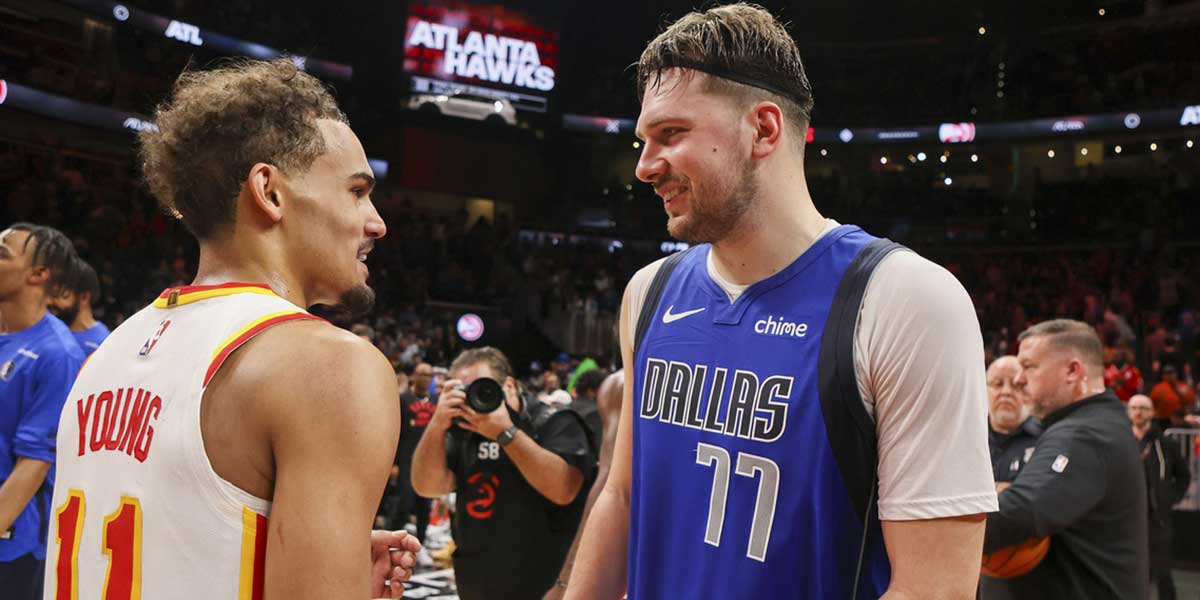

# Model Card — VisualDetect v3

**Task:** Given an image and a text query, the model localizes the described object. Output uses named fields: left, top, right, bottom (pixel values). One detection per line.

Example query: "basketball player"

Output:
left=0, top=224, right=83, bottom=600
left=567, top=5, right=997, bottom=598
left=48, top=257, right=110, bottom=357
left=546, top=370, right=623, bottom=599
left=42, top=59, right=417, bottom=600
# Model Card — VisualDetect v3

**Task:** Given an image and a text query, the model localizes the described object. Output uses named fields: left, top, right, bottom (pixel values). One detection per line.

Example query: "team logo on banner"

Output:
left=938, top=122, right=976, bottom=143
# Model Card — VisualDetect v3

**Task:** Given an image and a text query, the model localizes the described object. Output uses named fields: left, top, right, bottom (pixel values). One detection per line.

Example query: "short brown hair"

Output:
left=450, top=346, right=514, bottom=381
left=1018, top=319, right=1104, bottom=371
left=637, top=3, right=814, bottom=144
left=139, top=59, right=348, bottom=239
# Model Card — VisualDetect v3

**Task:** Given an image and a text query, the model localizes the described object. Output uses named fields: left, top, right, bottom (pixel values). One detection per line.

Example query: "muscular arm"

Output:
left=0, top=458, right=50, bottom=533
left=549, top=371, right=624, bottom=595
left=502, top=430, right=584, bottom=506
left=881, top=515, right=986, bottom=600
left=248, top=325, right=400, bottom=599
left=566, top=289, right=636, bottom=600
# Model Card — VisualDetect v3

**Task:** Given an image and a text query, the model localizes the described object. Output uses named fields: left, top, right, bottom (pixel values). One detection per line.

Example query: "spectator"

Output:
left=1150, top=365, right=1195, bottom=428
left=47, top=257, right=110, bottom=356
left=567, top=368, right=607, bottom=449
left=1102, top=347, right=1142, bottom=403
left=985, top=355, right=1044, bottom=484
left=1128, top=394, right=1190, bottom=600
left=391, top=362, right=436, bottom=548
left=411, top=347, right=594, bottom=599
left=984, top=319, right=1147, bottom=600
left=0, top=223, right=84, bottom=599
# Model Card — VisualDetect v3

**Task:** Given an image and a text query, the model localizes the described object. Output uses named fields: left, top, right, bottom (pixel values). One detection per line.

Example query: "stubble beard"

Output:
left=668, top=156, right=758, bottom=245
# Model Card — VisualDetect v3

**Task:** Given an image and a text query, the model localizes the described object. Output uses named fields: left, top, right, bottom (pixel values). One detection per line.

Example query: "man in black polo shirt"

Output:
left=411, top=347, right=593, bottom=600
left=986, top=355, right=1044, bottom=484
left=984, top=319, right=1147, bottom=600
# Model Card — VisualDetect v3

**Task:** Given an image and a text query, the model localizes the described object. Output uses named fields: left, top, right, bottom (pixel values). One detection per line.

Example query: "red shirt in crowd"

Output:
left=1103, top=363, right=1143, bottom=402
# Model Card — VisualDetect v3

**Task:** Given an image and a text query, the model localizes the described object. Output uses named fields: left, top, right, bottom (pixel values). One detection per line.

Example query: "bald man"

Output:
left=986, top=356, right=1043, bottom=484
left=1129, top=394, right=1190, bottom=600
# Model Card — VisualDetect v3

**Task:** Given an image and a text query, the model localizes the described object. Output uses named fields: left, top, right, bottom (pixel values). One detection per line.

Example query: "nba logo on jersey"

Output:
left=140, top=319, right=172, bottom=356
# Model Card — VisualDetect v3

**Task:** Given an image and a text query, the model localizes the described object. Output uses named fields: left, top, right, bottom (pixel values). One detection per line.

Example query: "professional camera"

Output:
left=459, top=377, right=506, bottom=413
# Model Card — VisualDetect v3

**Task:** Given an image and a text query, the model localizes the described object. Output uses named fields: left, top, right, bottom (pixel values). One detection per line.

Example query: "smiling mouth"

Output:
left=659, top=187, right=687, bottom=202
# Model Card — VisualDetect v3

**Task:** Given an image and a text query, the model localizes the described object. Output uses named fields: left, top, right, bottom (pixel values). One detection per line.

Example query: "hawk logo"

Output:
left=139, top=319, right=172, bottom=357
left=465, top=472, right=500, bottom=519
left=0, top=360, right=13, bottom=382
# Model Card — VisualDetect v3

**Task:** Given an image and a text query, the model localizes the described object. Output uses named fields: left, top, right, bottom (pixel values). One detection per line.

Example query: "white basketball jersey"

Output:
left=43, top=283, right=321, bottom=600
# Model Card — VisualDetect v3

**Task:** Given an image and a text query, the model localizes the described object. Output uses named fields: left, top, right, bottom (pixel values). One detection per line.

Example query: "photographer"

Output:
left=411, top=347, right=594, bottom=600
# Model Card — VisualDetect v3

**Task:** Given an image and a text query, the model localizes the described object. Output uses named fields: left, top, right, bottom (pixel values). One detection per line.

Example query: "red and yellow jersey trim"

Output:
left=203, top=311, right=322, bottom=387
left=238, top=507, right=269, bottom=600
left=153, top=283, right=276, bottom=309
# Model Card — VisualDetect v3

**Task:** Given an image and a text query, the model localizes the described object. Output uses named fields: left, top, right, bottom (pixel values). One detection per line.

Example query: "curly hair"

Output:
left=138, top=58, right=348, bottom=240
left=637, top=3, right=814, bottom=149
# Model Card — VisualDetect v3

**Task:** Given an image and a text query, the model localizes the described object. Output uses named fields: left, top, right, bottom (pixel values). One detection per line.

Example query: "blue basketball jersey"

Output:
left=628, top=225, right=897, bottom=599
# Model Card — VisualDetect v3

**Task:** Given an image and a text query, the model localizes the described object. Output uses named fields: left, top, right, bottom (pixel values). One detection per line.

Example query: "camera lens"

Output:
left=466, top=378, right=505, bottom=413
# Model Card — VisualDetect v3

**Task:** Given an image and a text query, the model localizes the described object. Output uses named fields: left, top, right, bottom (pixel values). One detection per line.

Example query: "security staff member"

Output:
left=984, top=319, right=1147, bottom=600
left=411, top=347, right=594, bottom=600
left=986, top=355, right=1043, bottom=483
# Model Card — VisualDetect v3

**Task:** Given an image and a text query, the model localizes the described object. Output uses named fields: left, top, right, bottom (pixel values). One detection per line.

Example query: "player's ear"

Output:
left=749, top=101, right=784, bottom=160
left=27, top=265, right=50, bottom=287
left=244, top=162, right=284, bottom=225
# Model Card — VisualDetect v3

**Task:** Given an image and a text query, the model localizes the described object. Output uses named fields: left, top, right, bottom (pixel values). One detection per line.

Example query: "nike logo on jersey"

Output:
left=663, top=305, right=706, bottom=324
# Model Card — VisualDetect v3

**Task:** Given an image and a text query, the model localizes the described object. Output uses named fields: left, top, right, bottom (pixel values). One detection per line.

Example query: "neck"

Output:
left=71, top=304, right=97, bottom=333
left=991, top=421, right=1016, bottom=435
left=0, top=291, right=47, bottom=334
left=709, top=168, right=826, bottom=286
left=194, top=236, right=310, bottom=309
left=1132, top=422, right=1151, bottom=439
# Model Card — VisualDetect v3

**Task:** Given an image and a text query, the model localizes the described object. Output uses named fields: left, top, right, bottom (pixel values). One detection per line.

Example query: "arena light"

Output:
left=820, top=148, right=828, bottom=156
left=970, top=154, right=979, bottom=162
left=1115, top=145, right=1122, bottom=154
left=1047, top=149, right=1055, bottom=158
left=632, top=141, right=640, bottom=149
left=1080, top=147, right=1088, bottom=156
left=880, top=156, right=888, bottom=164
left=1098, top=8, right=1106, bottom=16
left=917, top=152, right=927, bottom=161
left=978, top=26, right=987, bottom=35
left=1150, top=142, right=1158, bottom=151
left=1188, top=140, right=1195, bottom=148
left=939, top=155, right=948, bottom=163
left=944, top=177, right=953, bottom=186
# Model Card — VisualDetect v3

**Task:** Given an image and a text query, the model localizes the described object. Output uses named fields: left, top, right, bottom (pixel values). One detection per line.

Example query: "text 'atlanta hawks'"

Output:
left=43, top=283, right=320, bottom=600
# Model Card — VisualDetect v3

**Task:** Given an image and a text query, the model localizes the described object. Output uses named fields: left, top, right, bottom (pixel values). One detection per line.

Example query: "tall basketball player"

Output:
left=43, top=59, right=417, bottom=600
left=567, top=5, right=997, bottom=599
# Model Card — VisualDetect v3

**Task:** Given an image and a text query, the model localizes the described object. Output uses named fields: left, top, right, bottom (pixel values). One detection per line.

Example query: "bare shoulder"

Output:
left=217, top=319, right=397, bottom=425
